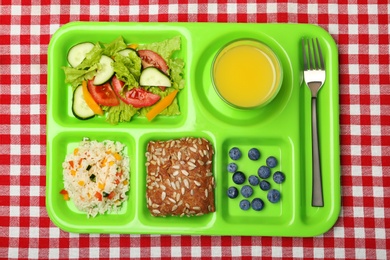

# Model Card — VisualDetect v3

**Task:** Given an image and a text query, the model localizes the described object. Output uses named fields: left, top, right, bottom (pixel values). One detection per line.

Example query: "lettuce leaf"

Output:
left=112, top=50, right=141, bottom=89
left=138, top=36, right=181, bottom=63
left=63, top=63, right=99, bottom=89
left=102, top=36, right=128, bottom=57
left=63, top=37, right=127, bottom=89
left=103, top=101, right=139, bottom=124
left=79, top=43, right=103, bottom=69
left=168, top=58, right=185, bottom=90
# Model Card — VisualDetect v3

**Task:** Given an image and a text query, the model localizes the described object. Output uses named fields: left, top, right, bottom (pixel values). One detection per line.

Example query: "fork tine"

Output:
left=307, top=39, right=314, bottom=70
left=312, top=39, right=319, bottom=70
left=316, top=38, right=325, bottom=70
left=302, top=38, right=308, bottom=70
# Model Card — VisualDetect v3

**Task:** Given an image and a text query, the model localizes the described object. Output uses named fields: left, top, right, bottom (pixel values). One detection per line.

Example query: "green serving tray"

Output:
left=46, top=22, right=340, bottom=236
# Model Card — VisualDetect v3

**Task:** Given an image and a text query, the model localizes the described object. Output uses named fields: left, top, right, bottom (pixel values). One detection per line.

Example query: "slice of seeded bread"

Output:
left=145, top=137, right=215, bottom=217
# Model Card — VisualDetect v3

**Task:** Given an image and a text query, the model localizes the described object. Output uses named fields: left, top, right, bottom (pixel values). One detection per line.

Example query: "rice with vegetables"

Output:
left=61, top=139, right=130, bottom=218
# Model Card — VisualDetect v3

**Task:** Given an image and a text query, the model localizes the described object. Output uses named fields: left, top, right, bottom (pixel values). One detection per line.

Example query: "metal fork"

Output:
left=302, top=38, right=325, bottom=207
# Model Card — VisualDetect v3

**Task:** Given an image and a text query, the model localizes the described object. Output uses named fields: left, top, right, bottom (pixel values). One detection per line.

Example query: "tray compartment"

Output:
left=217, top=135, right=295, bottom=226
left=192, top=30, right=293, bottom=126
left=136, top=131, right=218, bottom=229
left=48, top=22, right=190, bottom=127
left=46, top=131, right=137, bottom=232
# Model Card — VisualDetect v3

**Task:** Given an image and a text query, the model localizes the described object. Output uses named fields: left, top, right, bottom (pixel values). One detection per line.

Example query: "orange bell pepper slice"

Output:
left=82, top=80, right=104, bottom=116
left=146, top=90, right=179, bottom=121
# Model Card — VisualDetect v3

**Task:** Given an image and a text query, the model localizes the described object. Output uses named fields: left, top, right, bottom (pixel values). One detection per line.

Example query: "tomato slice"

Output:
left=111, top=76, right=160, bottom=108
left=87, top=80, right=119, bottom=107
left=138, top=50, right=169, bottom=74
left=127, top=88, right=161, bottom=108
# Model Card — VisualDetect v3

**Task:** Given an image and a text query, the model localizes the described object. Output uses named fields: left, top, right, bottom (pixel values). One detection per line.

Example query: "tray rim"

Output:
left=46, top=21, right=341, bottom=237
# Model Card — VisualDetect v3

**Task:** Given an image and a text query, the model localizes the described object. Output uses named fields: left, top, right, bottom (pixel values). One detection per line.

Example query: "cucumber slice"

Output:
left=72, top=85, right=95, bottom=120
left=118, top=48, right=137, bottom=57
left=140, top=67, right=172, bottom=87
left=93, top=55, right=115, bottom=85
left=67, top=42, right=94, bottom=67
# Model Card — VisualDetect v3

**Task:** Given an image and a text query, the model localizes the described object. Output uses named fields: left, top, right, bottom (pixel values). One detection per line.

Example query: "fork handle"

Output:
left=311, top=97, right=324, bottom=207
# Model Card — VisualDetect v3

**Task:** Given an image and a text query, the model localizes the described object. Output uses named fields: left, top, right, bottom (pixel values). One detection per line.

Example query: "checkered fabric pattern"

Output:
left=1, top=0, right=389, bottom=259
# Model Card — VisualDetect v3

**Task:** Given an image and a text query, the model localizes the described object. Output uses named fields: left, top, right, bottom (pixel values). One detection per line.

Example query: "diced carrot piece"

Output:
left=107, top=191, right=116, bottom=200
left=69, top=161, right=74, bottom=168
left=94, top=192, right=102, bottom=201
left=60, top=189, right=69, bottom=201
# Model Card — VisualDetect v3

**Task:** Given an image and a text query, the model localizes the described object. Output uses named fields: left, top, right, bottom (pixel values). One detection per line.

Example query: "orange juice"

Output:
left=212, top=40, right=282, bottom=108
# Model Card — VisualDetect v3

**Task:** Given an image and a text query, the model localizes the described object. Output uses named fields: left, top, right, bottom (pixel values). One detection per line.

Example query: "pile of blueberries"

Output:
left=226, top=147, right=285, bottom=211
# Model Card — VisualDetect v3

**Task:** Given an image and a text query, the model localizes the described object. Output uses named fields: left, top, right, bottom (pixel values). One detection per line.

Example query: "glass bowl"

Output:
left=211, top=39, right=283, bottom=109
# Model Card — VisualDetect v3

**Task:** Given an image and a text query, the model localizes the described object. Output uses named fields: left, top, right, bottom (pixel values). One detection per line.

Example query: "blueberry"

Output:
left=227, top=162, right=238, bottom=173
left=227, top=186, right=239, bottom=199
left=258, top=166, right=271, bottom=179
left=232, top=171, right=246, bottom=184
left=259, top=180, right=271, bottom=191
left=239, top=199, right=250, bottom=210
left=266, top=156, right=278, bottom=168
left=248, top=175, right=260, bottom=186
left=251, top=198, right=264, bottom=211
left=229, top=147, right=242, bottom=160
left=267, top=189, right=281, bottom=203
left=273, top=171, right=285, bottom=184
left=241, top=185, right=253, bottom=198
left=248, top=148, right=260, bottom=160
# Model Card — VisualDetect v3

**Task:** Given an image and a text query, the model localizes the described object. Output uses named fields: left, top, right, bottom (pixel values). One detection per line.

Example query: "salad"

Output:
left=62, top=36, right=185, bottom=124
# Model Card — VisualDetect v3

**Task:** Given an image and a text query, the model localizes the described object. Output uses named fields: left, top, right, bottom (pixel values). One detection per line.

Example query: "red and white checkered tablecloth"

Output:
left=1, top=0, right=389, bottom=259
